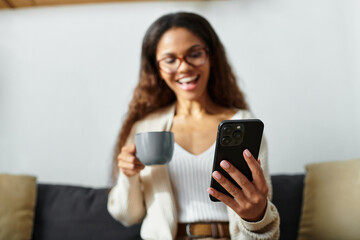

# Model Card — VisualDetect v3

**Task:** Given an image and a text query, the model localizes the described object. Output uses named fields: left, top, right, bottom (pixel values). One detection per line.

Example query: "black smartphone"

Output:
left=209, top=119, right=264, bottom=202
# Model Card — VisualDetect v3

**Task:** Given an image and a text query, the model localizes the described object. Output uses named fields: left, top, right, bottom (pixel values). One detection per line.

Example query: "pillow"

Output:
left=298, top=158, right=360, bottom=240
left=0, top=174, right=37, bottom=240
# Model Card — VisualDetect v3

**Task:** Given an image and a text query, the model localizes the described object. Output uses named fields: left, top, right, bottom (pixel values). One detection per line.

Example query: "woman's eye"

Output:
left=188, top=50, right=203, bottom=59
left=163, top=57, right=176, bottom=64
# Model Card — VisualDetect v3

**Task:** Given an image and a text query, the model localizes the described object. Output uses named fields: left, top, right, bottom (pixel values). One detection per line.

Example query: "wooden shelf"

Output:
left=0, top=0, right=208, bottom=9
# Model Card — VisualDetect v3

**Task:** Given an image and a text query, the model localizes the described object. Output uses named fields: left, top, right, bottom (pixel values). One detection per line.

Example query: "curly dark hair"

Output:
left=112, top=12, right=248, bottom=181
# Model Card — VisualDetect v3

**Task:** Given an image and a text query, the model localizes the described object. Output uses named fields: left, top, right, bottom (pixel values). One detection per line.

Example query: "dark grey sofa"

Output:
left=31, top=174, right=305, bottom=240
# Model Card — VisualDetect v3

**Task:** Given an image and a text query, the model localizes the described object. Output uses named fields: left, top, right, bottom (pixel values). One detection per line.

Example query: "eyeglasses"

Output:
left=157, top=47, right=208, bottom=74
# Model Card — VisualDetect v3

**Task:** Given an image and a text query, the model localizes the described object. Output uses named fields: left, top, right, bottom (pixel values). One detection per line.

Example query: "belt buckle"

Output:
left=186, top=223, right=218, bottom=238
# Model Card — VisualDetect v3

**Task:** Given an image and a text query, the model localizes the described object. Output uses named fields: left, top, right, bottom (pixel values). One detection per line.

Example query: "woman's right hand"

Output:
left=117, top=143, right=145, bottom=177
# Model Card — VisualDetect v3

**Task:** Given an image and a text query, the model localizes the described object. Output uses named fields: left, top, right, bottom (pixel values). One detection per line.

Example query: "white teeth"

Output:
left=178, top=76, right=197, bottom=84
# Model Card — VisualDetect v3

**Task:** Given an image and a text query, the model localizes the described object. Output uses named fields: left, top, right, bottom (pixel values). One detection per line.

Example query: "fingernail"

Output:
left=213, top=171, right=222, bottom=180
left=207, top=188, right=214, bottom=195
left=244, top=149, right=252, bottom=157
left=220, top=160, right=230, bottom=169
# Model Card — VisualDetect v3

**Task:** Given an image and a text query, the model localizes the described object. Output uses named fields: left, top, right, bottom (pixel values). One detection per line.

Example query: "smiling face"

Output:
left=156, top=27, right=211, bottom=102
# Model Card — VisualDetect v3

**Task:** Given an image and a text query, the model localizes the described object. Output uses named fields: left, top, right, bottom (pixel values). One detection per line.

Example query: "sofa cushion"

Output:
left=298, top=158, right=360, bottom=240
left=32, top=184, right=141, bottom=240
left=271, top=174, right=304, bottom=240
left=0, top=174, right=37, bottom=240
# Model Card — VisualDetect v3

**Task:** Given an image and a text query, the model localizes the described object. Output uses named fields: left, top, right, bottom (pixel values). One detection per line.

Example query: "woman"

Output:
left=108, top=12, right=280, bottom=240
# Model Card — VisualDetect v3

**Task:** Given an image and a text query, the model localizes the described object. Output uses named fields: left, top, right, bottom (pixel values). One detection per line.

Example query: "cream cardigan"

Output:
left=107, top=104, right=280, bottom=240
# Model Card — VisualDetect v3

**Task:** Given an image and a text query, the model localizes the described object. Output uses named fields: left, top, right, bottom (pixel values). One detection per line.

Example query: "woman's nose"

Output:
left=177, top=59, right=194, bottom=73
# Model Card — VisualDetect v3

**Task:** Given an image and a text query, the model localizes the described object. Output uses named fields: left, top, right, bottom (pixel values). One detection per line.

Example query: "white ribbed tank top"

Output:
left=167, top=111, right=241, bottom=223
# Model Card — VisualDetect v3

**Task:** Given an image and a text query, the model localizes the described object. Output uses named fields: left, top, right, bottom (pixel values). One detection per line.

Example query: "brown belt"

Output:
left=177, top=222, right=230, bottom=238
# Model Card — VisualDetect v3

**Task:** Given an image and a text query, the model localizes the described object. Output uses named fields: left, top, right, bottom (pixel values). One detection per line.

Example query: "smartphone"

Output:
left=209, top=119, right=264, bottom=202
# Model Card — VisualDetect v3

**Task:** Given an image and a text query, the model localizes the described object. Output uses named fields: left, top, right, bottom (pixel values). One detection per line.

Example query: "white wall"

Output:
left=1, top=0, right=359, bottom=187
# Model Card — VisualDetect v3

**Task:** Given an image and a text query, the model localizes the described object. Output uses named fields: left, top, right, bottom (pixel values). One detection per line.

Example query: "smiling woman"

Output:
left=107, top=12, right=280, bottom=240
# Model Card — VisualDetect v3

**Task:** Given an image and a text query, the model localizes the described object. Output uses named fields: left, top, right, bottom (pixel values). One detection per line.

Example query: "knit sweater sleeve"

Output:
left=107, top=121, right=146, bottom=226
left=228, top=200, right=280, bottom=240
left=107, top=173, right=146, bottom=226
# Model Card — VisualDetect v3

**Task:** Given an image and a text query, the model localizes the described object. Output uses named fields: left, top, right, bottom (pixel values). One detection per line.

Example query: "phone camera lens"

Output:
left=221, top=136, right=232, bottom=145
left=223, top=126, right=232, bottom=135
left=233, top=130, right=242, bottom=139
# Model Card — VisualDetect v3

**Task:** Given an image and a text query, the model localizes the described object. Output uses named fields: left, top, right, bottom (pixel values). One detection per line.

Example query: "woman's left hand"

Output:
left=207, top=149, right=268, bottom=222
